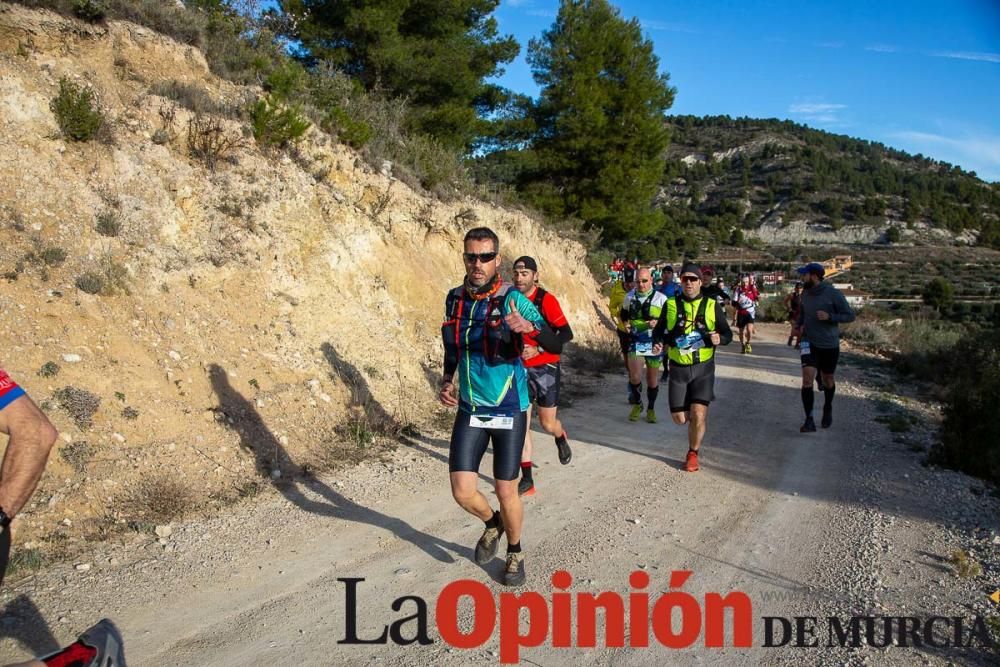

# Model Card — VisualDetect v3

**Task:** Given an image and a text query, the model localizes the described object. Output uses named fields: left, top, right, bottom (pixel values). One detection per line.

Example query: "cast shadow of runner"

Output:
left=592, top=299, right=618, bottom=332
left=401, top=431, right=494, bottom=486
left=0, top=594, right=60, bottom=658
left=208, top=363, right=470, bottom=565
left=321, top=343, right=496, bottom=485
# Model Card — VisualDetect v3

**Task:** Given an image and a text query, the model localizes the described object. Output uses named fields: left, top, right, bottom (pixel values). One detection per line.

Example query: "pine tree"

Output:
left=279, top=0, right=518, bottom=150
left=521, top=0, right=676, bottom=240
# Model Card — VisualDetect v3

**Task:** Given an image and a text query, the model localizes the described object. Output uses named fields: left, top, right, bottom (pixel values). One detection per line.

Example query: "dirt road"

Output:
left=1, top=326, right=996, bottom=665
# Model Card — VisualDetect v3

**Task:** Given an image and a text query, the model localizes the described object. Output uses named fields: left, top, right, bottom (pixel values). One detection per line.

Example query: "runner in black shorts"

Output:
left=512, top=257, right=574, bottom=496
left=439, top=228, right=559, bottom=586
left=448, top=411, right=529, bottom=481
left=0, top=367, right=126, bottom=666
left=526, top=363, right=561, bottom=409
left=667, top=363, right=717, bottom=414
left=652, top=263, right=732, bottom=472
left=794, top=262, right=855, bottom=432
left=800, top=346, right=840, bottom=375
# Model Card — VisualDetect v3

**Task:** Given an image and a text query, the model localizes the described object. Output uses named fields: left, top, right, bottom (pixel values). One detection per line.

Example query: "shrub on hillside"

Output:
left=187, top=114, right=240, bottom=168
left=922, top=276, right=955, bottom=311
left=842, top=321, right=892, bottom=350
left=323, top=106, right=372, bottom=149
left=53, top=386, right=100, bottom=429
left=406, top=134, right=467, bottom=193
left=930, top=336, right=1000, bottom=483
left=95, top=210, right=122, bottom=237
left=758, top=295, right=788, bottom=322
left=892, top=320, right=964, bottom=380
left=71, top=0, right=105, bottom=21
left=249, top=96, right=310, bottom=149
left=75, top=254, right=128, bottom=296
left=75, top=272, right=104, bottom=295
left=50, top=77, right=103, bottom=141
left=149, top=80, right=238, bottom=117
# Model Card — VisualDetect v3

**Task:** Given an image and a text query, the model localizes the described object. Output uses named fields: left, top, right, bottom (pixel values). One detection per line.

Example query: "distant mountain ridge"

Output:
left=660, top=115, right=1000, bottom=249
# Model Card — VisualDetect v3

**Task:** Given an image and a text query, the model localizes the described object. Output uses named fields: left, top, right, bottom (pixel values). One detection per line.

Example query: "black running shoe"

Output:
left=517, top=477, right=535, bottom=496
left=555, top=433, right=572, bottom=465
left=821, top=405, right=832, bottom=429
left=474, top=513, right=504, bottom=564
left=503, top=552, right=526, bottom=586
left=800, top=416, right=817, bottom=433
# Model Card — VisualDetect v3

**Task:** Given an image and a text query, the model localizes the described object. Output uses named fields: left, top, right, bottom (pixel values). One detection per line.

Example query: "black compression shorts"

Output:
left=736, top=312, right=755, bottom=328
left=449, top=410, right=527, bottom=481
left=526, top=363, right=560, bottom=409
left=617, top=330, right=631, bottom=356
left=668, top=360, right=716, bottom=413
left=0, top=527, right=9, bottom=586
left=801, top=345, right=840, bottom=375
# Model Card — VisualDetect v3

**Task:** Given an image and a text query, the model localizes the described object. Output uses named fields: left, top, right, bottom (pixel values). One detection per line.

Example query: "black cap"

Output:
left=663, top=265, right=674, bottom=272
left=679, top=262, right=702, bottom=278
left=513, top=256, right=538, bottom=272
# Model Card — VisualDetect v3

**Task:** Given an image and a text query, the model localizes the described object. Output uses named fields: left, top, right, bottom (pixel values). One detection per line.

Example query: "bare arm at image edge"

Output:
left=0, top=393, right=57, bottom=517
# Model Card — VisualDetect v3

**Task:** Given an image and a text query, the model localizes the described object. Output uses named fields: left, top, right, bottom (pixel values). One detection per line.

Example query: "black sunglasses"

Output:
left=463, top=252, right=497, bottom=264
left=680, top=276, right=700, bottom=283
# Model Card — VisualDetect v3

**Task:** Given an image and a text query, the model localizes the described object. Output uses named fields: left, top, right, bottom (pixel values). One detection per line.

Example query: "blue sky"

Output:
left=260, top=1, right=1000, bottom=181
left=492, top=0, right=1000, bottom=181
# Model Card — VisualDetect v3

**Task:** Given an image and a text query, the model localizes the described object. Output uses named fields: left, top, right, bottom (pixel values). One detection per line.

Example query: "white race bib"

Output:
left=470, top=414, right=514, bottom=430
left=800, top=341, right=811, bottom=356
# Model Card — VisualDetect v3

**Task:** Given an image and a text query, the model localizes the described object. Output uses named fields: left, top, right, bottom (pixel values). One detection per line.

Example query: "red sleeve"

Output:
left=541, top=292, right=568, bottom=328
left=0, top=367, right=26, bottom=410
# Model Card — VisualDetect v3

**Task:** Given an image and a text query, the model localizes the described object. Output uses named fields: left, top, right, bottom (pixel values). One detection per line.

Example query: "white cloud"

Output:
left=789, top=103, right=847, bottom=114
left=640, top=19, right=700, bottom=34
left=788, top=102, right=848, bottom=127
left=889, top=130, right=1000, bottom=181
left=865, top=44, right=900, bottom=53
left=526, top=9, right=556, bottom=18
left=506, top=0, right=532, bottom=7
left=927, top=50, right=1000, bottom=64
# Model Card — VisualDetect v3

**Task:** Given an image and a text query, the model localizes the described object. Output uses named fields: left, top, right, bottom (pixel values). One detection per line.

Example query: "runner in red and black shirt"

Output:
left=0, top=366, right=126, bottom=666
left=512, top=257, right=574, bottom=496
left=0, top=367, right=54, bottom=585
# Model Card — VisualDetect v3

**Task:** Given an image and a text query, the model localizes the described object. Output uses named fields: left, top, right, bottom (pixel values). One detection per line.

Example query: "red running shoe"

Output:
left=684, top=450, right=700, bottom=472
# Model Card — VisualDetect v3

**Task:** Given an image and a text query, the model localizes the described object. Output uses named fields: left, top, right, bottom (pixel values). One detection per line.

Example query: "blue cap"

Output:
left=796, top=262, right=825, bottom=278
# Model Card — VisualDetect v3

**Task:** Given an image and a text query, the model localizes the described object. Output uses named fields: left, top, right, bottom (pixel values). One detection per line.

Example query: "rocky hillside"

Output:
left=0, top=3, right=606, bottom=555
left=660, top=115, right=1000, bottom=248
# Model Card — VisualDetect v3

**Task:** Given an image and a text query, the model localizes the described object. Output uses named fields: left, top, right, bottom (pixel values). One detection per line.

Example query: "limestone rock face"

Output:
left=0, top=3, right=607, bottom=544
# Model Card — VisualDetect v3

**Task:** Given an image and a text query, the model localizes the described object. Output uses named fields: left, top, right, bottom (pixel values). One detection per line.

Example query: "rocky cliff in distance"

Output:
left=661, top=115, right=999, bottom=249
left=0, top=3, right=606, bottom=550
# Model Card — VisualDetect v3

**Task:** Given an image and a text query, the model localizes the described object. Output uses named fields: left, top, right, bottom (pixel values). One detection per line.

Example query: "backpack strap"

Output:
left=630, top=290, right=655, bottom=320
left=670, top=295, right=687, bottom=339
left=695, top=295, right=710, bottom=329
left=531, top=286, right=547, bottom=310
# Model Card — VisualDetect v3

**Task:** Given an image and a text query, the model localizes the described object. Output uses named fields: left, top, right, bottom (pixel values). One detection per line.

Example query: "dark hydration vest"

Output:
left=627, top=290, right=657, bottom=322
left=442, top=282, right=523, bottom=367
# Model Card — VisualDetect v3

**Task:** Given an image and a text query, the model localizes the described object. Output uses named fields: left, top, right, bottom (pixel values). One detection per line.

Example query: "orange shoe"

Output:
left=684, top=450, right=700, bottom=472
